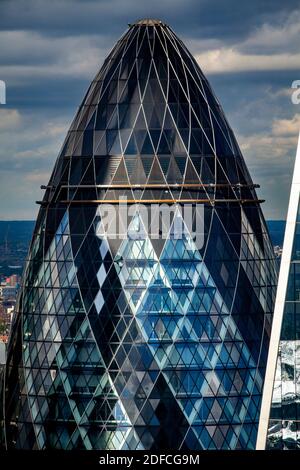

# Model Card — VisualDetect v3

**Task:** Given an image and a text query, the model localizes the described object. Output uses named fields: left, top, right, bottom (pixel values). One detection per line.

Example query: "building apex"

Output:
left=129, top=18, right=167, bottom=27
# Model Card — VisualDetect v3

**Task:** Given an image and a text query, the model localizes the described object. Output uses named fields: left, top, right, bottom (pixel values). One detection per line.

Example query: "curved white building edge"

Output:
left=257, top=131, right=300, bottom=449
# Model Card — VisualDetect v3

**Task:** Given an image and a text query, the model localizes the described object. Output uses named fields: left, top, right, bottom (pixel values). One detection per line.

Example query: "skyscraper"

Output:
left=1, top=19, right=277, bottom=450
left=257, top=133, right=300, bottom=450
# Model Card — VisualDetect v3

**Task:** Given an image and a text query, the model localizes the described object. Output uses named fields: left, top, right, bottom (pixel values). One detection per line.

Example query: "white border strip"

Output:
left=256, top=131, right=300, bottom=449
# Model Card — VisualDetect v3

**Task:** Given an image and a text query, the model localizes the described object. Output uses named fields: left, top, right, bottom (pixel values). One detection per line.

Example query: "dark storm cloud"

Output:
left=0, top=0, right=298, bottom=41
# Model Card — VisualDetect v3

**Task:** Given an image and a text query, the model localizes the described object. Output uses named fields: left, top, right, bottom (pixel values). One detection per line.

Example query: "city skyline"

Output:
left=0, top=1, right=299, bottom=220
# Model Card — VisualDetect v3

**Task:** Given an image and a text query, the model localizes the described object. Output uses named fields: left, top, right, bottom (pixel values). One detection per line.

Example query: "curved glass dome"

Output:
left=1, top=19, right=277, bottom=450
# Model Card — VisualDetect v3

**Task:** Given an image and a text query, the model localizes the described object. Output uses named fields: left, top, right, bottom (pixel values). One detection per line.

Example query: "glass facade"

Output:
left=0, top=19, right=277, bottom=450
left=266, top=203, right=300, bottom=449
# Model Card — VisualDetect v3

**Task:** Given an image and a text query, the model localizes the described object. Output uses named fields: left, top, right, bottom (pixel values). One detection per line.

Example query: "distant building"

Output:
left=5, top=275, right=20, bottom=287
left=274, top=245, right=283, bottom=258
left=0, top=342, right=5, bottom=365
left=0, top=275, right=19, bottom=344
left=0, top=286, right=17, bottom=301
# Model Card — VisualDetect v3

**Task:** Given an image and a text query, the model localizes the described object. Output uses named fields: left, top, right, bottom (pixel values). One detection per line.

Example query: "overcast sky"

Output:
left=0, top=0, right=299, bottom=220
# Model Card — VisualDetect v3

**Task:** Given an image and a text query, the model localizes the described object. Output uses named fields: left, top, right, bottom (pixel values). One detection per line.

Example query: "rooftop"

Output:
left=130, top=19, right=167, bottom=27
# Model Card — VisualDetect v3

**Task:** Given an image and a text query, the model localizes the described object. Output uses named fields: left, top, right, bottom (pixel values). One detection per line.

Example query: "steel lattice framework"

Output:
left=0, top=19, right=277, bottom=450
